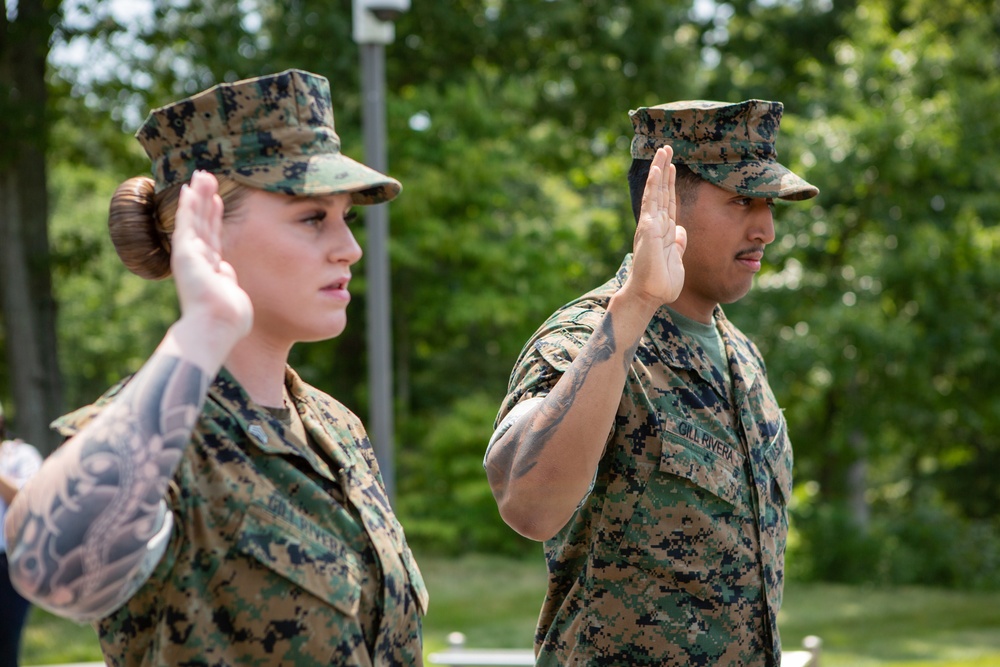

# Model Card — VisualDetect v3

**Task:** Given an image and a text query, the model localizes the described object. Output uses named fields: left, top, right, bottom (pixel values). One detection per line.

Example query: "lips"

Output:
left=736, top=248, right=764, bottom=271
left=325, top=276, right=351, bottom=290
left=736, top=246, right=764, bottom=262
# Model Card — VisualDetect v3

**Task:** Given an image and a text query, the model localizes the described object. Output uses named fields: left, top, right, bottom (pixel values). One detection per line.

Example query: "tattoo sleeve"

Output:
left=488, top=312, right=638, bottom=489
left=4, top=354, right=209, bottom=623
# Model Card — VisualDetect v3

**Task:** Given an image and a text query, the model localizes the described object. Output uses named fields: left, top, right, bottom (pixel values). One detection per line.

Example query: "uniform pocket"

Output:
left=235, top=499, right=361, bottom=617
left=762, top=418, right=793, bottom=506
left=659, top=419, right=746, bottom=509
left=611, top=419, right=749, bottom=600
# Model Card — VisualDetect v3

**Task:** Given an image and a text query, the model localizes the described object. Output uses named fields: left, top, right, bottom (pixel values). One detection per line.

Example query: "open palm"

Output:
left=631, top=146, right=687, bottom=306
left=170, top=171, right=254, bottom=347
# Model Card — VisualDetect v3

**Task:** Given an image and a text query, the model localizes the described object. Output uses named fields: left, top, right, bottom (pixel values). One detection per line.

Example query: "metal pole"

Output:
left=359, top=42, right=396, bottom=502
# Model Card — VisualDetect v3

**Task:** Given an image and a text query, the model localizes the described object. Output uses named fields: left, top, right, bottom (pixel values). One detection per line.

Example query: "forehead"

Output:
left=680, top=179, right=776, bottom=210
left=244, top=190, right=353, bottom=208
left=700, top=178, right=777, bottom=199
left=677, top=176, right=725, bottom=204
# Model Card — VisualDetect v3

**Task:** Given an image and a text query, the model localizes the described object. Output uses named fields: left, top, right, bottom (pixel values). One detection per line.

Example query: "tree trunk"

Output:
left=0, top=0, right=63, bottom=455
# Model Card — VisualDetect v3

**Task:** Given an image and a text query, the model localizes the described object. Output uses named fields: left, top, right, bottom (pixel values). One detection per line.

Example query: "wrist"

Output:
left=159, top=316, right=243, bottom=375
left=607, top=286, right=661, bottom=344
left=612, top=279, right=666, bottom=323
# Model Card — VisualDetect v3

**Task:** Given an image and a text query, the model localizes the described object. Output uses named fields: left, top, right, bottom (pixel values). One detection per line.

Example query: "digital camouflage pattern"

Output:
left=52, top=366, right=428, bottom=667
left=629, top=99, right=818, bottom=201
left=497, top=255, right=792, bottom=667
left=135, top=69, right=401, bottom=205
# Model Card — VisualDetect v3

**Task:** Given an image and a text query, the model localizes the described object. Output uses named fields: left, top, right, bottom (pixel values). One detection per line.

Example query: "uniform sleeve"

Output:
left=495, top=295, right=612, bottom=425
left=487, top=312, right=609, bottom=505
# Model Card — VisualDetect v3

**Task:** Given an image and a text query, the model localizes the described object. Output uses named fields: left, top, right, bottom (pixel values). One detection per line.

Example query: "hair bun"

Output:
left=108, top=176, right=172, bottom=280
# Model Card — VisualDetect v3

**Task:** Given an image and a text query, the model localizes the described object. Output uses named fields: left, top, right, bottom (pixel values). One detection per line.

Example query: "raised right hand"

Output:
left=624, top=146, right=687, bottom=310
left=169, top=171, right=254, bottom=363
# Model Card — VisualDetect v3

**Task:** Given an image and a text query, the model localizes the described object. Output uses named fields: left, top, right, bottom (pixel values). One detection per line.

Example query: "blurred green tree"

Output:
left=4, top=0, right=999, bottom=581
left=0, top=0, right=63, bottom=453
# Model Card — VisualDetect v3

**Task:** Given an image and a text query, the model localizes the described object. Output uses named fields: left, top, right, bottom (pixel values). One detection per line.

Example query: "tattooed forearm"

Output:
left=495, top=313, right=625, bottom=482
left=5, top=354, right=209, bottom=621
left=622, top=336, right=641, bottom=375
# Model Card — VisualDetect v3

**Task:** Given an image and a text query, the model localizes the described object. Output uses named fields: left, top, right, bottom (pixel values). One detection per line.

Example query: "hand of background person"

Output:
left=625, top=146, right=687, bottom=309
left=168, top=170, right=254, bottom=367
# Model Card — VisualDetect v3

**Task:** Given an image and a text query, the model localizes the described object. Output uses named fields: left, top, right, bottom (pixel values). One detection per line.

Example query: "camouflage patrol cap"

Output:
left=135, top=69, right=400, bottom=205
left=629, top=99, right=818, bottom=201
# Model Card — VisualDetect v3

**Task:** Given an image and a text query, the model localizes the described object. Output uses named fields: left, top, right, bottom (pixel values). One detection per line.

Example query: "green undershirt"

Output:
left=667, top=307, right=731, bottom=388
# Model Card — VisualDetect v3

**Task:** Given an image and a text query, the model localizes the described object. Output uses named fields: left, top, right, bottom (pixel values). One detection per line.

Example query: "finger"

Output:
left=674, top=224, right=688, bottom=257
left=177, top=174, right=207, bottom=223
left=651, top=148, right=665, bottom=211
left=652, top=145, right=669, bottom=172
left=654, top=147, right=673, bottom=219
left=657, top=146, right=673, bottom=213
left=667, top=161, right=677, bottom=225
left=641, top=162, right=662, bottom=221
left=174, top=184, right=198, bottom=250
left=177, top=173, right=223, bottom=253
left=190, top=171, right=219, bottom=235
left=205, top=193, right=225, bottom=256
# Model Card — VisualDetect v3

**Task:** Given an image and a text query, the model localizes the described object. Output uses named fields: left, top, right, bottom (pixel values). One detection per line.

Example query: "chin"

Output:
left=722, top=283, right=754, bottom=304
left=301, top=320, right=348, bottom=343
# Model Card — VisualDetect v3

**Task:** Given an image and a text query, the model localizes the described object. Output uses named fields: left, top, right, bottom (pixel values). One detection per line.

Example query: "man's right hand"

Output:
left=625, top=146, right=687, bottom=311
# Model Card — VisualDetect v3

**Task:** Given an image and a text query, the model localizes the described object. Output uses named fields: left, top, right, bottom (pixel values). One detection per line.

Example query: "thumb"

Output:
left=674, top=225, right=688, bottom=256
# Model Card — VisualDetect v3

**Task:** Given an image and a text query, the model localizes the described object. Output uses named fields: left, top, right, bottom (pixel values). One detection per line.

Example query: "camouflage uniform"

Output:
left=53, top=366, right=428, bottom=667
left=496, top=257, right=790, bottom=666
left=493, top=100, right=817, bottom=666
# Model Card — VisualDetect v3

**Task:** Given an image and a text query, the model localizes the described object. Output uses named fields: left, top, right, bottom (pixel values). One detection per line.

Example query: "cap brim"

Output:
left=228, top=153, right=401, bottom=205
left=688, top=161, right=818, bottom=201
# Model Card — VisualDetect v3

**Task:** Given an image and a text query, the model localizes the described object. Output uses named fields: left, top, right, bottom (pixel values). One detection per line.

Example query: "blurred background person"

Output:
left=1, top=399, right=43, bottom=667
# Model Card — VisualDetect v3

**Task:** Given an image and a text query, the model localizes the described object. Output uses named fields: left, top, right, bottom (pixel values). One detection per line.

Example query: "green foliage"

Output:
left=396, top=392, right=535, bottom=557
left=726, top=0, right=1000, bottom=586
left=388, top=70, right=632, bottom=412
left=25, top=0, right=1000, bottom=580
left=48, top=160, right=177, bottom=406
left=790, top=493, right=1000, bottom=590
left=789, top=500, right=884, bottom=585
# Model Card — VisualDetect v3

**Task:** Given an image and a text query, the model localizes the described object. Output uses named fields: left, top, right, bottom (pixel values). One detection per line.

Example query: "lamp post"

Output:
left=352, top=0, right=409, bottom=503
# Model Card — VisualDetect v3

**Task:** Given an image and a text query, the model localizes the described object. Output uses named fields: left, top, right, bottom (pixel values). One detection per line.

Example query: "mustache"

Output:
left=735, top=246, right=765, bottom=259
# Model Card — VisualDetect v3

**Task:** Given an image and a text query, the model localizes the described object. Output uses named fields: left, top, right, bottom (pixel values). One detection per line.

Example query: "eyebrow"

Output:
left=285, top=194, right=341, bottom=206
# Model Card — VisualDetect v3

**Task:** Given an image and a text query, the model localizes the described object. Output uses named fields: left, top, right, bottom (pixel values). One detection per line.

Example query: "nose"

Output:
left=749, top=203, right=776, bottom=245
left=329, top=220, right=363, bottom=265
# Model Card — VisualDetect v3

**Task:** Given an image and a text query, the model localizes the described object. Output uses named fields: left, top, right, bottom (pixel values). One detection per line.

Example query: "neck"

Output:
left=225, top=336, right=292, bottom=408
left=666, top=292, right=717, bottom=325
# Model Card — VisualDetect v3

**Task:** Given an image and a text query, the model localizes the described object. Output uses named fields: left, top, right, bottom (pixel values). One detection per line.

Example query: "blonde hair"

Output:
left=108, top=175, right=251, bottom=280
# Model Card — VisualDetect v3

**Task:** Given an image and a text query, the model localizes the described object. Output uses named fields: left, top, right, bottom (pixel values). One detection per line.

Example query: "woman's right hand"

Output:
left=167, top=171, right=254, bottom=370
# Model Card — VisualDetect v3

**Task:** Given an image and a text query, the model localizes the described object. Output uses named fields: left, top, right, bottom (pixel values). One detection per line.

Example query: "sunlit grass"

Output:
left=20, top=553, right=1000, bottom=666
left=780, top=581, right=1000, bottom=666
left=21, top=606, right=102, bottom=664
